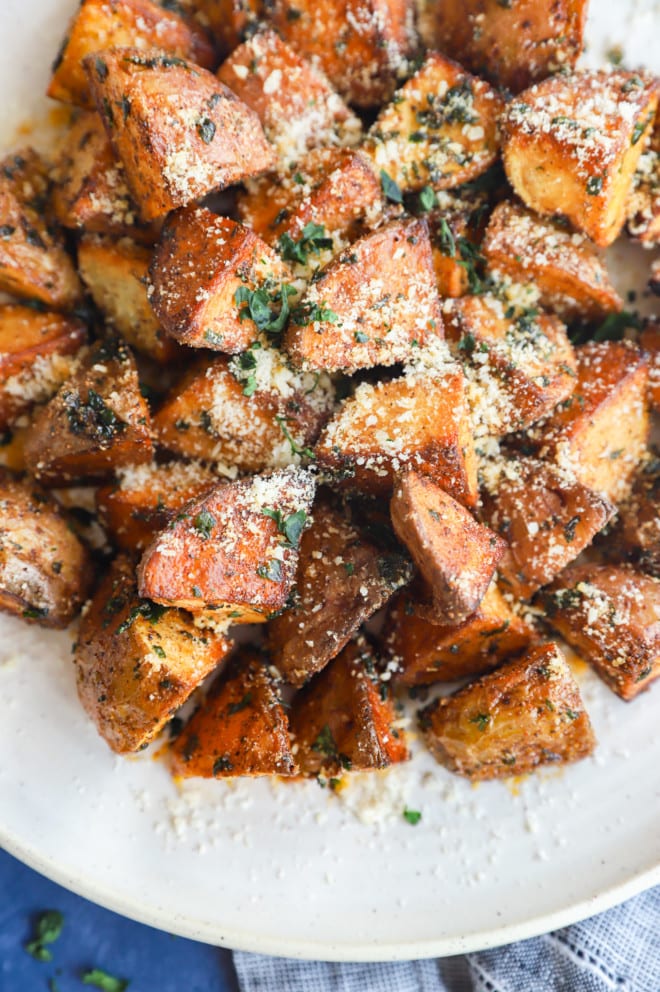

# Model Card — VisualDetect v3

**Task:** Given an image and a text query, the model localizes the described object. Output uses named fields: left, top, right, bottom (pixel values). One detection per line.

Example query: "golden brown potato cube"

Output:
left=86, top=48, right=275, bottom=221
left=96, top=460, right=217, bottom=551
left=285, top=219, right=442, bottom=373
left=0, top=469, right=92, bottom=628
left=482, top=201, right=622, bottom=323
left=138, top=467, right=316, bottom=619
left=196, top=0, right=263, bottom=55
left=382, top=582, right=532, bottom=686
left=268, top=0, right=415, bottom=108
left=153, top=352, right=334, bottom=472
left=615, top=457, right=660, bottom=577
left=290, top=637, right=409, bottom=777
left=541, top=564, right=660, bottom=700
left=419, top=642, right=595, bottom=780
left=51, top=112, right=158, bottom=243
left=428, top=0, right=587, bottom=93
left=49, top=0, right=215, bottom=109
left=444, top=294, right=577, bottom=433
left=23, top=338, right=153, bottom=486
left=217, top=30, right=361, bottom=163
left=0, top=150, right=81, bottom=309
left=74, top=554, right=230, bottom=753
left=391, top=470, right=505, bottom=624
left=77, top=234, right=180, bottom=363
left=315, top=363, right=478, bottom=505
left=268, top=498, right=412, bottom=686
left=501, top=71, right=659, bottom=247
left=531, top=341, right=649, bottom=504
left=149, top=206, right=291, bottom=353
left=480, top=456, right=615, bottom=600
left=626, top=137, right=660, bottom=246
left=171, top=650, right=295, bottom=778
left=640, top=320, right=660, bottom=413
left=363, top=52, right=503, bottom=194
left=0, top=306, right=87, bottom=431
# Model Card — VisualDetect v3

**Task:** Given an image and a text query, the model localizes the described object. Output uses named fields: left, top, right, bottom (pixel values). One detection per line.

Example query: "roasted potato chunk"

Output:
left=480, top=455, right=615, bottom=600
left=171, top=650, right=295, bottom=778
left=0, top=469, right=92, bottom=628
left=391, top=470, right=505, bottom=624
left=149, top=206, right=291, bottom=353
left=217, top=30, right=361, bottom=163
left=541, top=564, right=660, bottom=700
left=626, top=130, right=660, bottom=246
left=285, top=219, right=442, bottom=373
left=268, top=498, right=412, bottom=686
left=23, top=338, right=153, bottom=486
left=501, top=71, right=659, bottom=246
left=426, top=188, right=490, bottom=299
left=419, top=643, right=595, bottom=779
left=482, top=201, right=622, bottom=322
left=615, top=456, right=660, bottom=577
left=74, top=554, right=230, bottom=753
left=363, top=52, right=503, bottom=194
left=0, top=306, right=86, bottom=431
left=640, top=320, right=660, bottom=413
left=49, top=0, right=215, bottom=108
left=86, top=48, right=275, bottom=221
left=383, top=582, right=531, bottom=686
left=290, top=637, right=409, bottom=777
left=138, top=467, right=316, bottom=620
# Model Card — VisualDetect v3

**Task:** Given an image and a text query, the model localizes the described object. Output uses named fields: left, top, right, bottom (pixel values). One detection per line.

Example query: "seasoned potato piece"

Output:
left=96, top=460, right=216, bottom=551
left=419, top=643, right=595, bottom=780
left=482, top=201, right=622, bottom=322
left=171, top=651, right=295, bottom=778
left=426, top=188, right=490, bottom=298
left=363, top=52, right=503, bottom=194
left=153, top=352, right=334, bottom=472
left=149, top=206, right=291, bottom=353
left=0, top=149, right=81, bottom=309
left=290, top=637, right=409, bottom=777
left=480, top=456, right=615, bottom=600
left=640, top=320, right=660, bottom=413
left=195, top=0, right=263, bottom=55
left=0, top=469, right=92, bottom=628
left=49, top=0, right=215, bottom=108
left=268, top=498, right=412, bottom=686
left=391, top=470, right=505, bottom=624
left=626, top=133, right=660, bottom=246
left=217, top=30, right=361, bottom=164
left=138, top=467, right=316, bottom=620
left=74, top=554, right=230, bottom=753
left=615, top=456, right=660, bottom=577
left=78, top=234, right=179, bottom=363
left=383, top=582, right=531, bottom=686
left=541, top=564, right=660, bottom=701
left=23, top=338, right=153, bottom=486
left=315, top=362, right=478, bottom=505
left=0, top=306, right=86, bottom=431
left=285, top=219, right=442, bottom=373
left=428, top=0, right=587, bottom=93
left=86, top=48, right=275, bottom=221
left=268, top=0, right=415, bottom=108
left=530, top=341, right=649, bottom=504
left=444, top=295, right=577, bottom=432
left=501, top=71, right=659, bottom=246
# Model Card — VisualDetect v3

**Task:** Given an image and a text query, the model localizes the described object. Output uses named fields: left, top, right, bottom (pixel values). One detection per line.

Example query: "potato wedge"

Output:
left=419, top=642, right=595, bottom=779
left=615, top=455, right=660, bottom=577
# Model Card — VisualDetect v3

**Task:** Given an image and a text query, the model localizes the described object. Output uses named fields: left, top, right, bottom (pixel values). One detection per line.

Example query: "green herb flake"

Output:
left=403, top=808, right=422, bottom=825
left=354, top=330, right=369, bottom=343
left=234, top=283, right=296, bottom=338
left=563, top=515, right=580, bottom=543
left=193, top=509, right=216, bottom=540
left=256, top=559, right=283, bottom=582
left=116, top=600, right=166, bottom=635
left=278, top=222, right=333, bottom=265
left=82, top=968, right=129, bottom=992
left=418, top=186, right=437, bottom=213
left=311, top=724, right=337, bottom=757
left=25, top=910, right=64, bottom=962
left=469, top=712, right=491, bottom=731
left=228, top=691, right=253, bottom=715
left=291, top=301, right=339, bottom=325
left=586, top=175, right=604, bottom=196
left=152, top=644, right=166, bottom=659
left=379, top=169, right=403, bottom=204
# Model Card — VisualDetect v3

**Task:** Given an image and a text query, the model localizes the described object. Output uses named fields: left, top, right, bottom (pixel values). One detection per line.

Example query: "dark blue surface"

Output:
left=0, top=848, right=239, bottom=992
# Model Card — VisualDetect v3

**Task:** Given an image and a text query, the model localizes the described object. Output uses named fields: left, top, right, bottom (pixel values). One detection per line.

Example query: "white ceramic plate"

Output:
left=1, top=0, right=659, bottom=963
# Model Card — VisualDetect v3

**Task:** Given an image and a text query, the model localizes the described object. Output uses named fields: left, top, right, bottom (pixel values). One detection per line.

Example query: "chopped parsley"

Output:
left=262, top=508, right=307, bottom=547
left=379, top=169, right=403, bottom=204
left=192, top=509, right=216, bottom=540
left=227, top=691, right=254, bottom=715
left=64, top=389, right=125, bottom=440
left=116, top=600, right=166, bottom=634
left=275, top=416, right=315, bottom=459
left=586, top=175, right=604, bottom=196
left=402, top=808, right=422, bottom=825
left=311, top=724, right=352, bottom=769
left=196, top=116, right=216, bottom=143
left=469, top=713, right=491, bottom=731
left=563, top=515, right=580, bottom=543
left=256, top=559, right=283, bottom=582
left=25, top=910, right=64, bottom=962
left=417, top=185, right=437, bottom=213
left=277, top=222, right=333, bottom=265
left=234, top=283, right=296, bottom=338
left=291, top=300, right=339, bottom=325
left=82, top=968, right=129, bottom=991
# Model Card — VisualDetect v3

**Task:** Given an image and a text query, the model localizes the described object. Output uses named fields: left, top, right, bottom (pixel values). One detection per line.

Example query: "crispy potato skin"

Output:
left=0, top=469, right=92, bottom=628
left=268, top=498, right=412, bottom=686
left=171, top=651, right=296, bottom=778
left=0, top=306, right=86, bottom=431
left=615, top=457, right=660, bottom=577
left=383, top=583, right=532, bottom=686
left=75, top=554, right=230, bottom=753
left=501, top=71, right=659, bottom=246
left=541, top=564, right=660, bottom=701
left=290, top=637, right=409, bottom=777
left=391, top=470, right=505, bottom=624
left=420, top=643, right=595, bottom=780
left=49, top=0, right=215, bottom=108
left=86, top=48, right=275, bottom=220
left=149, top=206, right=291, bottom=352
left=23, top=338, right=153, bottom=486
